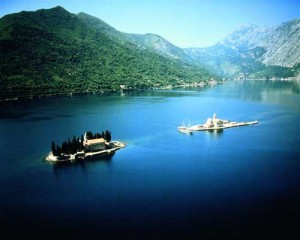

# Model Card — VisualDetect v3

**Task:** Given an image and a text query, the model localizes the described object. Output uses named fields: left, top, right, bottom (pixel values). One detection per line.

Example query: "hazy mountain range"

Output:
left=0, top=6, right=299, bottom=99
left=184, top=20, right=300, bottom=78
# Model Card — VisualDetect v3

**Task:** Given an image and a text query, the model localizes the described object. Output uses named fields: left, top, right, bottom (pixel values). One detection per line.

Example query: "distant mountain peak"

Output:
left=37, top=5, right=69, bottom=14
left=50, top=6, right=67, bottom=11
left=222, top=24, right=268, bottom=47
left=238, top=23, right=259, bottom=30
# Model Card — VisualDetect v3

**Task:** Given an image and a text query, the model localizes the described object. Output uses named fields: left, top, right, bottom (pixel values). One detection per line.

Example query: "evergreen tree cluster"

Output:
left=51, top=134, right=84, bottom=156
left=86, top=130, right=111, bottom=142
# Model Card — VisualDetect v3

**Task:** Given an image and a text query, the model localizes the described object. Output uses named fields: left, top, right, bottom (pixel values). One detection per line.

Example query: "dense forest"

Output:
left=0, top=6, right=216, bottom=100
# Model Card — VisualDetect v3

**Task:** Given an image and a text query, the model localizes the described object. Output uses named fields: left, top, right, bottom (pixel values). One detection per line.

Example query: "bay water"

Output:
left=1, top=80, right=299, bottom=239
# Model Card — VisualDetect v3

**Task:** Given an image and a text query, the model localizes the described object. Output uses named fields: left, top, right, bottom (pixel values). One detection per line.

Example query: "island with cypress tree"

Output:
left=46, top=130, right=125, bottom=162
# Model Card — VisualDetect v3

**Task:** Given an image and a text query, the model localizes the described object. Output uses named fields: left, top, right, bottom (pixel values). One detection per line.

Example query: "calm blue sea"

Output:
left=1, top=80, right=299, bottom=239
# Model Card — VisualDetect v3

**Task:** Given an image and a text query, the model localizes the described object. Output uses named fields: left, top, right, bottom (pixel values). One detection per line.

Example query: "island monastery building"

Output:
left=203, top=113, right=226, bottom=128
left=84, top=134, right=106, bottom=152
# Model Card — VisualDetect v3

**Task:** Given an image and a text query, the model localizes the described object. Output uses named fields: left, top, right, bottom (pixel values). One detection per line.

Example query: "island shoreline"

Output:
left=46, top=141, right=125, bottom=163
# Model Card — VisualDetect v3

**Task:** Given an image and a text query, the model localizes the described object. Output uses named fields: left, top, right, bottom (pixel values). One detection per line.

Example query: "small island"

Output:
left=179, top=113, right=258, bottom=133
left=46, top=130, right=125, bottom=162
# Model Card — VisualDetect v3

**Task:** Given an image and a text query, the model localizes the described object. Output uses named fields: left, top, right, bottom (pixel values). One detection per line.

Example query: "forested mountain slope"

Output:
left=0, top=6, right=215, bottom=100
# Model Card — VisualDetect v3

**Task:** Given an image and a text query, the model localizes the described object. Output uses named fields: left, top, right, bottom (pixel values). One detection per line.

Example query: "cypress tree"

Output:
left=51, top=141, right=56, bottom=156
left=105, top=130, right=111, bottom=142
left=77, top=137, right=80, bottom=151
left=72, top=136, right=77, bottom=153
left=81, top=134, right=84, bottom=150
left=86, top=131, right=92, bottom=140
left=61, top=140, right=67, bottom=154
left=56, top=145, right=61, bottom=156
left=67, top=138, right=71, bottom=154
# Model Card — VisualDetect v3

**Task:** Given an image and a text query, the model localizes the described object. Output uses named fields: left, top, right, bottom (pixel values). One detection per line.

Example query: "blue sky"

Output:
left=1, top=0, right=299, bottom=47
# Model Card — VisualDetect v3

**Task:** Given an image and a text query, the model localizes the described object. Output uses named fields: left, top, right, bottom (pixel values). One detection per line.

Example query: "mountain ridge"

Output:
left=76, top=12, right=192, bottom=61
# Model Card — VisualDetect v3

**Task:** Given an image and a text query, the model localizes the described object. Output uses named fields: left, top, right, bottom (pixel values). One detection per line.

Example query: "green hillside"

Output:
left=0, top=6, right=215, bottom=100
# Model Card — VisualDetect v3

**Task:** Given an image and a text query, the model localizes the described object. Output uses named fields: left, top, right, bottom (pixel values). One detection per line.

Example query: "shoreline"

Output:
left=0, top=80, right=223, bottom=102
